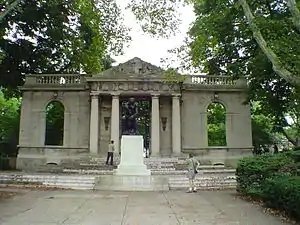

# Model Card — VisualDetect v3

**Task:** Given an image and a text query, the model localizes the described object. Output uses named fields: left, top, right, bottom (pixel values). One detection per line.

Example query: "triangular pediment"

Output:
left=93, top=57, right=164, bottom=78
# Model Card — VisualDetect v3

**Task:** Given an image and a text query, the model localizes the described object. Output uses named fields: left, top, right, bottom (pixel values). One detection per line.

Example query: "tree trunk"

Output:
left=0, top=0, right=22, bottom=22
left=239, top=0, right=300, bottom=86
left=287, top=0, right=300, bottom=33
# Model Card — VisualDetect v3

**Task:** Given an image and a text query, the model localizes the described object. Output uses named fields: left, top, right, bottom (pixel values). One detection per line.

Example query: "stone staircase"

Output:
left=0, top=174, right=96, bottom=190
left=0, top=157, right=237, bottom=190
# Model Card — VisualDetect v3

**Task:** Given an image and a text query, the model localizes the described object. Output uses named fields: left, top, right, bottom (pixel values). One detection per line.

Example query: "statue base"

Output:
left=114, top=135, right=151, bottom=176
left=96, top=175, right=169, bottom=191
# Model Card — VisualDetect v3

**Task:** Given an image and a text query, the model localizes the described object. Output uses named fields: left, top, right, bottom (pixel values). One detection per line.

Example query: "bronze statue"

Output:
left=122, top=97, right=138, bottom=135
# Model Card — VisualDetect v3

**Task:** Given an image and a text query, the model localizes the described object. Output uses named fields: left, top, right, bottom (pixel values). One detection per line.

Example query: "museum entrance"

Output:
left=119, top=96, right=151, bottom=157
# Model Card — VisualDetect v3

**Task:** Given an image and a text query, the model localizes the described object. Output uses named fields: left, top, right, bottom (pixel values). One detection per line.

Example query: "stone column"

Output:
left=172, top=94, right=181, bottom=156
left=151, top=94, right=160, bottom=156
left=89, top=93, right=99, bottom=154
left=110, top=93, right=120, bottom=153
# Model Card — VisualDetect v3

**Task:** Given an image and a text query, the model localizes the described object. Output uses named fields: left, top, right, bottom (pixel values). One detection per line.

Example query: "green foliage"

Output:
left=180, top=0, right=300, bottom=145
left=0, top=91, right=20, bottom=156
left=127, top=0, right=183, bottom=38
left=286, top=150, right=300, bottom=163
left=236, top=153, right=297, bottom=197
left=45, top=101, right=64, bottom=146
left=262, top=175, right=300, bottom=221
left=251, top=103, right=278, bottom=153
left=0, top=0, right=130, bottom=96
left=162, top=68, right=187, bottom=83
left=207, top=102, right=226, bottom=146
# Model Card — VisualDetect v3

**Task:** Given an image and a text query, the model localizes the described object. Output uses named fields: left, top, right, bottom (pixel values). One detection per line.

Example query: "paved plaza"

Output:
left=0, top=189, right=292, bottom=225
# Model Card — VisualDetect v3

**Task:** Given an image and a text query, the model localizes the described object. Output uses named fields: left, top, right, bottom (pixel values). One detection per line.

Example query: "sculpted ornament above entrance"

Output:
left=88, top=57, right=181, bottom=93
left=94, top=57, right=164, bottom=78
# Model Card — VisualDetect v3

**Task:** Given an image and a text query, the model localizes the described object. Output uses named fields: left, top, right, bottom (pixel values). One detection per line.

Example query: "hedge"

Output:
left=262, top=175, right=300, bottom=221
left=236, top=153, right=298, bottom=197
left=236, top=152, right=300, bottom=221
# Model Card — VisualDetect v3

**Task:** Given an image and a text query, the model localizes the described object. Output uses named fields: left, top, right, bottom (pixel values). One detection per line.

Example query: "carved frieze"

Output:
left=92, top=81, right=180, bottom=93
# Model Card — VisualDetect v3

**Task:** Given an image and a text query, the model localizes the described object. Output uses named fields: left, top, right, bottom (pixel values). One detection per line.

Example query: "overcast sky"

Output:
left=113, top=1, right=195, bottom=68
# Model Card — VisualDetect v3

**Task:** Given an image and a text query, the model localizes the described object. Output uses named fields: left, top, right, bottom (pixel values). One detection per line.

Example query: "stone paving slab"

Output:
left=0, top=189, right=292, bottom=225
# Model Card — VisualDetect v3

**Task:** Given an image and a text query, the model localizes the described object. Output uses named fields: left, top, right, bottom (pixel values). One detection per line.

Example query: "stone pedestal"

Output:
left=114, top=135, right=151, bottom=176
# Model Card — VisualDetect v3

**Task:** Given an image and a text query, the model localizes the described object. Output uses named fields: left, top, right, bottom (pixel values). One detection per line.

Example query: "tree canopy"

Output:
left=130, top=0, right=300, bottom=146
left=164, top=0, right=300, bottom=146
left=0, top=0, right=130, bottom=96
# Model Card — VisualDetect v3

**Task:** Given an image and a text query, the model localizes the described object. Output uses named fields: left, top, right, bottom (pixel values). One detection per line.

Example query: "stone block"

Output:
left=96, top=175, right=169, bottom=191
left=115, top=135, right=150, bottom=176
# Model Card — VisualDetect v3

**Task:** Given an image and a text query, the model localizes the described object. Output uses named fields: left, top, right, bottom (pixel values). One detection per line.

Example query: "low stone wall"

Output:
left=17, top=146, right=89, bottom=171
left=182, top=147, right=253, bottom=168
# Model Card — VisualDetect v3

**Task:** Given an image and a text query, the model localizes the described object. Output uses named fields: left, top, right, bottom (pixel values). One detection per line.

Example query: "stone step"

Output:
left=57, top=163, right=227, bottom=170
left=169, top=185, right=236, bottom=190
left=169, top=177, right=237, bottom=190
left=63, top=169, right=114, bottom=175
left=0, top=173, right=236, bottom=191
left=59, top=168, right=235, bottom=176
left=0, top=174, right=96, bottom=190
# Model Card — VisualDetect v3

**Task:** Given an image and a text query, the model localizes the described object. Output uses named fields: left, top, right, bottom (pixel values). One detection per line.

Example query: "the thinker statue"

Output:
left=122, top=97, right=138, bottom=135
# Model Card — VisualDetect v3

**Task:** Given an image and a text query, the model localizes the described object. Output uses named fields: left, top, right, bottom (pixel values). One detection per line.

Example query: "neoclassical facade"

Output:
left=17, top=58, right=253, bottom=170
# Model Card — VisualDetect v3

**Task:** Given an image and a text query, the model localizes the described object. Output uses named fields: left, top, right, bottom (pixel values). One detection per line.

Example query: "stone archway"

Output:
left=45, top=101, right=65, bottom=146
left=207, top=102, right=227, bottom=147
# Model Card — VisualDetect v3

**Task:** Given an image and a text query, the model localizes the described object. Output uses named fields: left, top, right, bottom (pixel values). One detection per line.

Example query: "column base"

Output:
left=150, top=152, right=161, bottom=157
left=171, top=151, right=184, bottom=157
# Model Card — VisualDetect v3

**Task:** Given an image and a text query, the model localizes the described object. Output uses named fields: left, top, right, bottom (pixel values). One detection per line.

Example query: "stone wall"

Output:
left=17, top=90, right=90, bottom=170
left=181, top=90, right=252, bottom=150
left=159, top=96, right=172, bottom=156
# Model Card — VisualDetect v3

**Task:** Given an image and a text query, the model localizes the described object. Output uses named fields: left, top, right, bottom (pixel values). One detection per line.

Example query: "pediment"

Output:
left=93, top=57, right=164, bottom=78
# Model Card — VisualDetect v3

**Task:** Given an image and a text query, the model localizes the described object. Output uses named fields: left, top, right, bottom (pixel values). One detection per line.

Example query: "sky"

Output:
left=113, top=1, right=195, bottom=68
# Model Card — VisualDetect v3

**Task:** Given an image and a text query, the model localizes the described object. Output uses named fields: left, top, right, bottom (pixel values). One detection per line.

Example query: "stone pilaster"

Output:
left=172, top=94, right=181, bottom=156
left=111, top=93, right=120, bottom=153
left=151, top=94, right=160, bottom=156
left=89, top=92, right=100, bottom=154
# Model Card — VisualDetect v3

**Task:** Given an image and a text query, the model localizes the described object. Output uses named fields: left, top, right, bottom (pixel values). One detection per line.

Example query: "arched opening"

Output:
left=45, top=101, right=64, bottom=146
left=207, top=102, right=227, bottom=146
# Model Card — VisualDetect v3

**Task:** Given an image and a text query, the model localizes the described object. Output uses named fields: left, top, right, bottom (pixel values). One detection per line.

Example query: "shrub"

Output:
left=286, top=150, right=300, bottom=162
left=236, top=153, right=297, bottom=197
left=262, top=175, right=300, bottom=221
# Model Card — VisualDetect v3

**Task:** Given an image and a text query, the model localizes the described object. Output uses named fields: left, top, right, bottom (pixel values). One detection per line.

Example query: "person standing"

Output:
left=106, top=140, right=115, bottom=165
left=186, top=153, right=199, bottom=193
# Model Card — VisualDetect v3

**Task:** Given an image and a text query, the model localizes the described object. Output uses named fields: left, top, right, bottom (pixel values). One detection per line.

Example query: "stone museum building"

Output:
left=17, top=57, right=253, bottom=170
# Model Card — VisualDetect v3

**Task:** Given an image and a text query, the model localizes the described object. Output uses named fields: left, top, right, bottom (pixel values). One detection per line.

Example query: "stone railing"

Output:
left=24, top=74, right=86, bottom=86
left=184, top=75, right=247, bottom=87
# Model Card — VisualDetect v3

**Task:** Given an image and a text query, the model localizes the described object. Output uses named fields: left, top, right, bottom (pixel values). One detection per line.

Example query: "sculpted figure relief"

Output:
left=122, top=97, right=139, bottom=135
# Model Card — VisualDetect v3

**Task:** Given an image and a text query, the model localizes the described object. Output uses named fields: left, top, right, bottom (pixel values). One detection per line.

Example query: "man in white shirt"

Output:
left=106, top=140, right=115, bottom=165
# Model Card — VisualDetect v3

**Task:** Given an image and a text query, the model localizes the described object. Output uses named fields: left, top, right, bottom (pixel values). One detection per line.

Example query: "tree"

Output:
left=0, top=90, right=20, bottom=156
left=0, top=0, right=22, bottom=22
left=0, top=0, right=130, bottom=96
left=167, top=0, right=299, bottom=146
left=239, top=0, right=300, bottom=86
left=130, top=0, right=300, bottom=85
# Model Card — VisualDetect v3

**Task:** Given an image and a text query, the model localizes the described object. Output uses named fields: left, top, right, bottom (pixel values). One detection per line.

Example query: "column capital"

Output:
left=151, top=93, right=160, bottom=99
left=172, top=93, right=181, bottom=98
left=111, top=92, right=120, bottom=99
left=90, top=91, right=99, bottom=98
